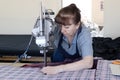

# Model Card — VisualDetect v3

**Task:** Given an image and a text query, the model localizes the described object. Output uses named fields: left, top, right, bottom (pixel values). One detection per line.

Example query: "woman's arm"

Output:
left=40, top=56, right=93, bottom=74
left=61, top=56, right=93, bottom=71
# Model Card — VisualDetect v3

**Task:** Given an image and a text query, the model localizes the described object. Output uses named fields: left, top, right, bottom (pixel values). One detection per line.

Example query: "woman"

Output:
left=41, top=3, right=93, bottom=74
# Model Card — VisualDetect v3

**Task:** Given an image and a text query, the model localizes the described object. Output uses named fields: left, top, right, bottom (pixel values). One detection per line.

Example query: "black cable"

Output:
left=14, top=35, right=34, bottom=63
left=14, top=16, right=40, bottom=63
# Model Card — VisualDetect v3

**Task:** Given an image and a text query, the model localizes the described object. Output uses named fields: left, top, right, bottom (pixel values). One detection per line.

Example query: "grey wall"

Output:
left=0, top=0, right=61, bottom=34
left=104, top=0, right=120, bottom=39
left=0, top=0, right=120, bottom=39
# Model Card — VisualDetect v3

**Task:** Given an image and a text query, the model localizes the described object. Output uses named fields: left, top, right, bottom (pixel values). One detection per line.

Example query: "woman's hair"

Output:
left=55, top=4, right=81, bottom=25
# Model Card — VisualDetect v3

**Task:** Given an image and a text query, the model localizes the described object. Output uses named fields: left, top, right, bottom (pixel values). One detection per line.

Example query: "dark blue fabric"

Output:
left=51, top=27, right=82, bottom=62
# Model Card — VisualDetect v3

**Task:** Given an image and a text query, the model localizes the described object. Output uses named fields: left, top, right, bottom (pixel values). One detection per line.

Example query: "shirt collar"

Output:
left=62, top=30, right=79, bottom=44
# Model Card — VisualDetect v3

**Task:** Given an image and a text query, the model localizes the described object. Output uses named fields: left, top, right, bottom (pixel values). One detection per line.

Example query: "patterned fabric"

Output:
left=0, top=65, right=95, bottom=80
left=96, top=60, right=120, bottom=80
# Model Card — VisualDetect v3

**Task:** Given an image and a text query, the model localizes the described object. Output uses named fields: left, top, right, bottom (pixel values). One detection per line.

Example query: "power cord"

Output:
left=14, top=35, right=34, bottom=63
left=1, top=35, right=34, bottom=67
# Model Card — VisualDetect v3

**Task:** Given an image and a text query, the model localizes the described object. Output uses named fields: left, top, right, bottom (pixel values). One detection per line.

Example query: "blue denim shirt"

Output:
left=54, top=23, right=93, bottom=58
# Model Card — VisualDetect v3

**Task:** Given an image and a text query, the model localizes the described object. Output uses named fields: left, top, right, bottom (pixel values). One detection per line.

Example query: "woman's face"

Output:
left=61, top=23, right=80, bottom=37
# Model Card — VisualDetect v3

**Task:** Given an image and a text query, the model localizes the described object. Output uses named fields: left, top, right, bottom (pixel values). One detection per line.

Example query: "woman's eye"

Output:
left=65, top=27, right=69, bottom=29
left=64, top=26, right=69, bottom=29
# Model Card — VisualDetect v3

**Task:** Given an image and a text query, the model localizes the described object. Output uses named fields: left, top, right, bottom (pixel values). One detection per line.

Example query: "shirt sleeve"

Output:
left=77, top=26, right=93, bottom=58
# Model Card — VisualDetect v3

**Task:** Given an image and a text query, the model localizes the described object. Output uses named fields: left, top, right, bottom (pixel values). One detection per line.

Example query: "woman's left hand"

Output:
left=40, top=66, right=63, bottom=75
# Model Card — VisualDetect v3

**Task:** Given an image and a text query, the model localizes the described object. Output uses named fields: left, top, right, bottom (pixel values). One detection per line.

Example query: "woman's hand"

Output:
left=40, top=66, right=64, bottom=75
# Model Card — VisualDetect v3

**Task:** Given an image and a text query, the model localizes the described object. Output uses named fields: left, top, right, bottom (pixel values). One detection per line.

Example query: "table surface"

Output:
left=0, top=63, right=95, bottom=80
left=0, top=60, right=120, bottom=80
left=96, top=60, right=120, bottom=80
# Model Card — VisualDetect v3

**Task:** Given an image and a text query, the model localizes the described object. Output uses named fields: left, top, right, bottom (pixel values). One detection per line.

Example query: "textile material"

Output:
left=96, top=60, right=120, bottom=80
left=0, top=65, right=95, bottom=80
